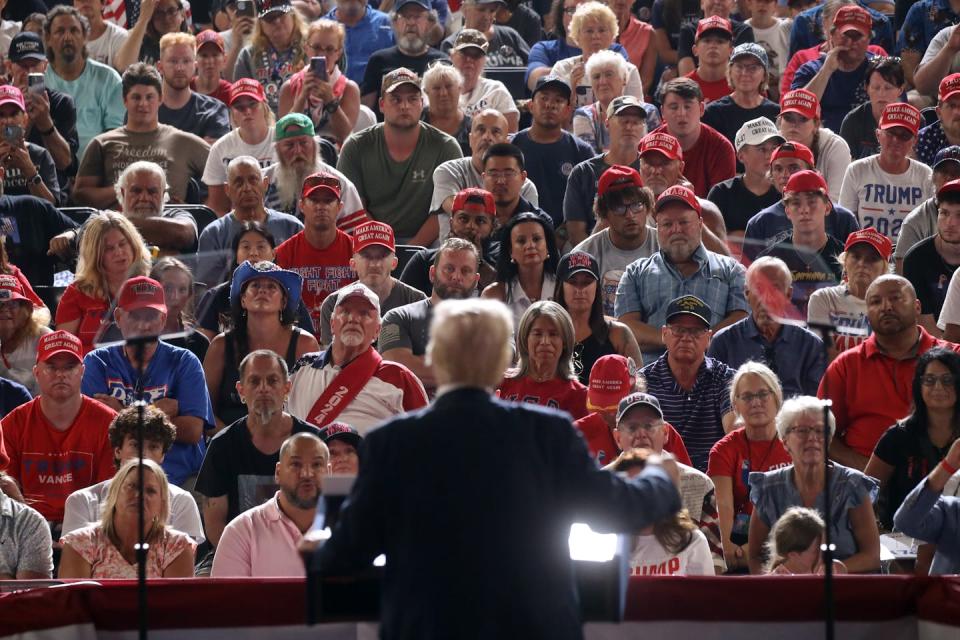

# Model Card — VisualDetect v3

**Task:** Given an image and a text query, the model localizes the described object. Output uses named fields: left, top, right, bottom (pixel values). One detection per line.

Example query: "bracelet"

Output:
left=37, top=124, right=55, bottom=136
left=942, top=459, right=959, bottom=475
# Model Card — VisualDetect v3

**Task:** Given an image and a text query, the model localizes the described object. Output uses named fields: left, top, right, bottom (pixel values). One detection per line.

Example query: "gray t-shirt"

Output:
left=378, top=298, right=433, bottom=355
left=431, top=157, right=539, bottom=241
left=0, top=492, right=53, bottom=578
left=894, top=197, right=938, bottom=260
left=574, top=227, right=658, bottom=316
left=319, top=278, right=427, bottom=347
left=196, top=209, right=304, bottom=287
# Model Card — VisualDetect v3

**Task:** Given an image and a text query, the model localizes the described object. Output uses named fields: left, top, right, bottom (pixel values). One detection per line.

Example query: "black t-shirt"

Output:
left=706, top=175, right=780, bottom=233
left=361, top=46, right=450, bottom=119
left=194, top=415, right=320, bottom=522
left=701, top=95, right=781, bottom=151
left=422, top=109, right=471, bottom=156
left=0, top=377, right=32, bottom=419
left=759, top=233, right=843, bottom=314
left=678, top=19, right=754, bottom=63
left=873, top=422, right=952, bottom=529
left=903, top=236, right=960, bottom=321
left=2, top=143, right=60, bottom=204
left=839, top=101, right=879, bottom=161
left=158, top=92, right=231, bottom=141
left=0, top=194, right=77, bottom=286
left=506, top=3, right=543, bottom=48
left=166, top=330, right=211, bottom=365
left=26, top=89, right=79, bottom=181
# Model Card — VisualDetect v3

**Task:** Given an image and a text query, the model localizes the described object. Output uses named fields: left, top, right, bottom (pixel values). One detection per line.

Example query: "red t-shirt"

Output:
left=190, top=78, right=233, bottom=105
left=497, top=376, right=589, bottom=420
left=574, top=412, right=694, bottom=467
left=274, top=230, right=355, bottom=331
left=0, top=396, right=117, bottom=521
left=818, top=328, right=960, bottom=458
left=707, top=427, right=791, bottom=516
left=54, top=284, right=110, bottom=355
left=684, top=70, right=730, bottom=104
left=652, top=122, right=735, bottom=197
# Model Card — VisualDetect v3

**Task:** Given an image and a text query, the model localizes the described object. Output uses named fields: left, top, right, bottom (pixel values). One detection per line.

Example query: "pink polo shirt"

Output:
left=211, top=492, right=308, bottom=578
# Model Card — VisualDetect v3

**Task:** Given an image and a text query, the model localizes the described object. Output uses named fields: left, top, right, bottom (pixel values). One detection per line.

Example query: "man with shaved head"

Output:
left=818, top=274, right=960, bottom=470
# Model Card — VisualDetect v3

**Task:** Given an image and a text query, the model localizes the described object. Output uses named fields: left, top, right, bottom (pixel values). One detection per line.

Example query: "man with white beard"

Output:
left=263, top=113, right=366, bottom=230
left=287, top=282, right=428, bottom=434
left=195, top=349, right=321, bottom=550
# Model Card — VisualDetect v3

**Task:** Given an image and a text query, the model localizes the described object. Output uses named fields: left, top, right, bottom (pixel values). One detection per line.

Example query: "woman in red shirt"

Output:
left=55, top=212, right=152, bottom=354
left=497, top=300, right=588, bottom=420
left=707, top=361, right=791, bottom=573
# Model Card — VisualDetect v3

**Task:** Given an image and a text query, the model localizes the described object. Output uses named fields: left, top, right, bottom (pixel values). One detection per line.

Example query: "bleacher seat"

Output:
left=168, top=204, right=218, bottom=234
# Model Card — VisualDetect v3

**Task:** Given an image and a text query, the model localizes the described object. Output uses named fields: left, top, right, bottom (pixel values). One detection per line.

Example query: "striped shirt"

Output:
left=614, top=244, right=748, bottom=363
left=641, top=355, right=734, bottom=472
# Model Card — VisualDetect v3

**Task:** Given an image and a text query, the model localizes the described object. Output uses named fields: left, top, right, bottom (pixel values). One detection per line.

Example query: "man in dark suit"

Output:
left=305, top=298, right=681, bottom=639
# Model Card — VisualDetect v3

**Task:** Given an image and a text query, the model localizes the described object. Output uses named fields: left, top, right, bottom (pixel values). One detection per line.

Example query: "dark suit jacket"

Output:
left=313, top=387, right=681, bottom=640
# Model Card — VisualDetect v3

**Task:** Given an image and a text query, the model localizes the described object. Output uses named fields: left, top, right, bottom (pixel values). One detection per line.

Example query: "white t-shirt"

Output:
left=816, top=127, right=852, bottom=203
left=938, top=267, right=960, bottom=330
left=920, top=25, right=960, bottom=74
left=807, top=283, right=871, bottom=352
left=629, top=529, right=714, bottom=576
left=87, top=22, right=128, bottom=68
left=839, top=156, right=933, bottom=243
left=746, top=18, right=791, bottom=78
left=460, top=77, right=519, bottom=119
left=551, top=55, right=645, bottom=107
left=574, top=227, right=658, bottom=317
left=0, top=20, right=20, bottom=69
left=202, top=126, right=277, bottom=187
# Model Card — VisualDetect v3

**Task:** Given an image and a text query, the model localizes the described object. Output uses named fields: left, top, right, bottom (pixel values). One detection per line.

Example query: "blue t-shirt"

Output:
left=44, top=60, right=125, bottom=157
left=525, top=40, right=629, bottom=84
left=0, top=377, right=31, bottom=419
left=324, top=7, right=395, bottom=83
left=510, top=129, right=595, bottom=227
left=742, top=201, right=860, bottom=260
left=80, top=341, right=215, bottom=486
left=792, top=54, right=873, bottom=133
left=789, top=2, right=894, bottom=57
left=897, top=0, right=960, bottom=55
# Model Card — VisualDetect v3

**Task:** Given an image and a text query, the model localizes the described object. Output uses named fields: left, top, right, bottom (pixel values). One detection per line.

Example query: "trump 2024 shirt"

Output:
left=838, top=156, right=933, bottom=243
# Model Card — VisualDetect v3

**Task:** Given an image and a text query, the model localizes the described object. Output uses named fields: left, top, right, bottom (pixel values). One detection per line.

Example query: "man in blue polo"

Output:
left=324, top=0, right=395, bottom=83
left=80, top=276, right=214, bottom=487
left=615, top=184, right=748, bottom=364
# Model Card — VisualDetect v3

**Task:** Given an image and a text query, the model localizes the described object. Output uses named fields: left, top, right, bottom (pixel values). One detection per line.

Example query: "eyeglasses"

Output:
left=667, top=326, right=708, bottom=339
left=921, top=374, right=956, bottom=388
left=607, top=200, right=647, bottom=217
left=788, top=426, right=825, bottom=439
left=618, top=422, right=663, bottom=435
left=155, top=5, right=183, bottom=18
left=737, top=389, right=773, bottom=404
left=484, top=169, right=521, bottom=182
left=732, top=63, right=764, bottom=74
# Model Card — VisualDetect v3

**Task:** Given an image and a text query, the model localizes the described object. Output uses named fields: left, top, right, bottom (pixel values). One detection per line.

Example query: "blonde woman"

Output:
left=277, top=19, right=360, bottom=144
left=59, top=459, right=196, bottom=579
left=233, top=3, right=309, bottom=114
left=421, top=63, right=471, bottom=155
left=550, top=2, right=644, bottom=108
left=55, top=212, right=152, bottom=354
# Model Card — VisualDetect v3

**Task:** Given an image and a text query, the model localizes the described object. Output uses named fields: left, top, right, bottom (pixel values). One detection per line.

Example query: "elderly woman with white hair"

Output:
left=420, top=63, right=472, bottom=156
left=572, top=49, right=660, bottom=153
left=746, top=396, right=881, bottom=574
left=550, top=2, right=645, bottom=108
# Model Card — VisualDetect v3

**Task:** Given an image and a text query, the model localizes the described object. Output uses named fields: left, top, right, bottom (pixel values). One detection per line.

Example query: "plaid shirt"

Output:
left=614, top=244, right=748, bottom=363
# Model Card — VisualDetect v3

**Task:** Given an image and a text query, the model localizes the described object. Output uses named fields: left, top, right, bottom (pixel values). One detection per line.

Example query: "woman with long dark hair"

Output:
left=865, top=348, right=960, bottom=531
left=202, top=260, right=318, bottom=431
left=481, top=212, right=560, bottom=325
left=552, top=250, right=641, bottom=383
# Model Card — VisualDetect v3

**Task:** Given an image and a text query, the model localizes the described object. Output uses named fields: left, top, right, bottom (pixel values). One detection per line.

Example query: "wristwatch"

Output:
left=323, top=99, right=341, bottom=115
left=28, top=173, right=42, bottom=187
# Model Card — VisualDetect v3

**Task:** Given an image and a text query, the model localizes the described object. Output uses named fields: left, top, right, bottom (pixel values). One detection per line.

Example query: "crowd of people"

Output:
left=1, top=0, right=960, bottom=587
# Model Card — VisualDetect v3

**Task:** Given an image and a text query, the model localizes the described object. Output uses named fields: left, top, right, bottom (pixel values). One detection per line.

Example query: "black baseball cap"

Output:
left=665, top=295, right=711, bottom=327
left=556, top=251, right=600, bottom=282
left=533, top=74, right=572, bottom=100
left=9, top=32, right=45, bottom=63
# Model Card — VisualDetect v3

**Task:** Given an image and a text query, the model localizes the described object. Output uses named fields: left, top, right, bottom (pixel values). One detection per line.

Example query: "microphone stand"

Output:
left=95, top=331, right=188, bottom=640
left=820, top=398, right=835, bottom=640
